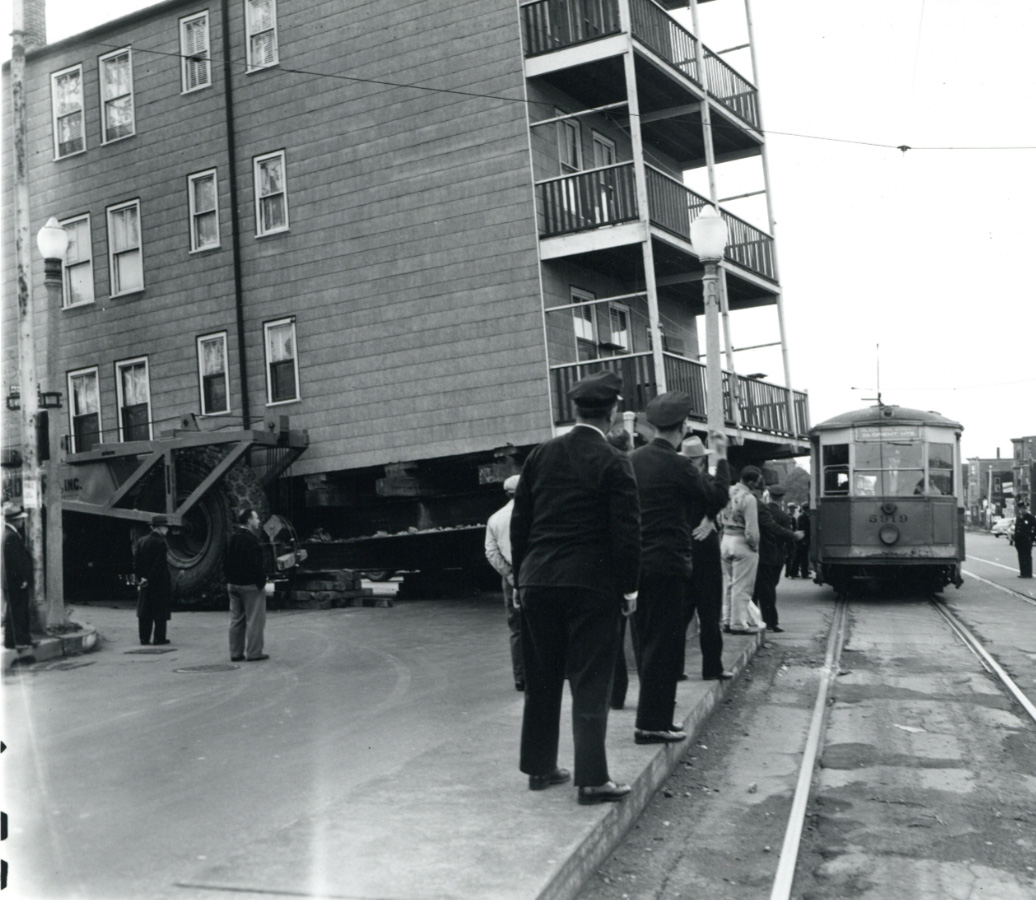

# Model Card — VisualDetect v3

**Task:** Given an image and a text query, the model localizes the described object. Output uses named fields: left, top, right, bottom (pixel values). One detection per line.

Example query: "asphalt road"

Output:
left=577, top=532, right=1036, bottom=900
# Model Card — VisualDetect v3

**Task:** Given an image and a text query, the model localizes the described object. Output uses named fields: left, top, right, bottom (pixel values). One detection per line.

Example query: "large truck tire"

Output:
left=137, top=447, right=270, bottom=608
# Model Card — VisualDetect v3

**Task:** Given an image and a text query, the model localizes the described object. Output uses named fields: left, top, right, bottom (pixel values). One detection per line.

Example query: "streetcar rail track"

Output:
left=930, top=597, right=1036, bottom=725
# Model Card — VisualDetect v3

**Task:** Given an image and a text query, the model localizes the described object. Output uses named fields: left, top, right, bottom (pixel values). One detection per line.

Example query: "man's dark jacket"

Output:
left=630, top=439, right=729, bottom=577
left=511, top=425, right=640, bottom=596
left=225, top=526, right=266, bottom=589
left=758, top=501, right=797, bottom=567
left=135, top=530, right=172, bottom=620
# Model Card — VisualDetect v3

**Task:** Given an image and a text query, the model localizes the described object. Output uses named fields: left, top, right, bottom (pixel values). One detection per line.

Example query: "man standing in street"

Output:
left=485, top=474, right=524, bottom=691
left=511, top=371, right=640, bottom=805
left=2, top=502, right=34, bottom=651
left=1014, top=499, right=1035, bottom=579
left=135, top=514, right=173, bottom=646
left=753, top=485, right=803, bottom=633
left=629, top=394, right=730, bottom=744
left=680, top=434, right=733, bottom=680
left=227, top=507, right=269, bottom=661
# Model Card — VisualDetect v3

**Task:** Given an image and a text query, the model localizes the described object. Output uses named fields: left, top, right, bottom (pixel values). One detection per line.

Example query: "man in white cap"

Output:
left=2, top=502, right=34, bottom=650
left=485, top=474, right=524, bottom=690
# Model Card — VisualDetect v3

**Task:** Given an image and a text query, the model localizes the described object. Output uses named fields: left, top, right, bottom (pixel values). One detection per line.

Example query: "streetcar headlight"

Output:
left=879, top=524, right=900, bottom=545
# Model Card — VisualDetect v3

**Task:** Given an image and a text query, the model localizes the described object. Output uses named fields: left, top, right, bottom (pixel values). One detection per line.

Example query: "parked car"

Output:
left=991, top=517, right=1015, bottom=544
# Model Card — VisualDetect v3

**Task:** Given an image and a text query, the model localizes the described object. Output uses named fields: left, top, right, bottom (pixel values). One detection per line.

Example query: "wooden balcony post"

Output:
left=619, top=0, right=666, bottom=394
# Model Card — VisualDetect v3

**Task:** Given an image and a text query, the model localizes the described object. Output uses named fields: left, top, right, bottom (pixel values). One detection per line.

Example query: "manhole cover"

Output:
left=124, top=648, right=177, bottom=655
left=174, top=664, right=239, bottom=673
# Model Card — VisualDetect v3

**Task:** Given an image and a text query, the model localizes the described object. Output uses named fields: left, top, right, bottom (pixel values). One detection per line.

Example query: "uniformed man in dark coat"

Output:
left=2, top=502, right=34, bottom=650
left=680, top=434, right=733, bottom=680
left=753, top=486, right=802, bottom=633
left=135, top=514, right=173, bottom=645
left=511, top=370, right=641, bottom=805
left=1015, top=499, right=1036, bottom=579
left=629, top=393, right=730, bottom=744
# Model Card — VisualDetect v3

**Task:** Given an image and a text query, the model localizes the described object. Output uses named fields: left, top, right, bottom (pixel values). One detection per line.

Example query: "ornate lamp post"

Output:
left=37, top=216, right=69, bottom=626
left=690, top=205, right=729, bottom=439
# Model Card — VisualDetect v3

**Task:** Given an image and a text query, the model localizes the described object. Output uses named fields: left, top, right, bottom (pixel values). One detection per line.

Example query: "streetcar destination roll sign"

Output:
left=855, top=426, right=920, bottom=441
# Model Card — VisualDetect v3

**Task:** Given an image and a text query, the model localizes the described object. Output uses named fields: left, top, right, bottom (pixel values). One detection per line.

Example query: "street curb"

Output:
left=537, top=631, right=764, bottom=900
left=1, top=624, right=99, bottom=673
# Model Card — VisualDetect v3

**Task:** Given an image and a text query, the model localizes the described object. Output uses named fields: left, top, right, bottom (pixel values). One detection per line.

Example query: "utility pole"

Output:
left=10, top=0, right=48, bottom=631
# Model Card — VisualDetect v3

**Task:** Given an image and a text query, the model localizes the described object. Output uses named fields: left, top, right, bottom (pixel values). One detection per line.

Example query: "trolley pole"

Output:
left=10, top=0, right=47, bottom=631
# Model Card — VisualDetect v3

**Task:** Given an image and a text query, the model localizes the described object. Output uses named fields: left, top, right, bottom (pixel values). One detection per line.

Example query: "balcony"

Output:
left=521, top=0, right=760, bottom=130
left=550, top=352, right=809, bottom=437
left=537, top=164, right=776, bottom=283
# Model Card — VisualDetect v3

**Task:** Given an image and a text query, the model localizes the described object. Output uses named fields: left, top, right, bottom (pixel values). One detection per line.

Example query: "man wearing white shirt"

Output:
left=485, top=474, right=524, bottom=691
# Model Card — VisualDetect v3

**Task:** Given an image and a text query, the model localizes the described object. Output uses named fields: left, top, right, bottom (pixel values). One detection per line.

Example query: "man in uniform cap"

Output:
left=135, top=514, right=173, bottom=645
left=680, top=432, right=734, bottom=679
left=628, top=394, right=731, bottom=744
left=2, top=502, right=34, bottom=650
left=511, top=369, right=640, bottom=804
left=485, top=474, right=524, bottom=690
left=1015, top=499, right=1036, bottom=579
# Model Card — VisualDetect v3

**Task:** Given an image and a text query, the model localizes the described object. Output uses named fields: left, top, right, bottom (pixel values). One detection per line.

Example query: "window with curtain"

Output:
left=108, top=201, right=143, bottom=295
left=52, top=66, right=85, bottom=157
left=189, top=170, right=220, bottom=251
left=197, top=333, right=229, bottom=414
left=254, top=151, right=288, bottom=235
left=61, top=215, right=94, bottom=307
left=247, top=0, right=278, bottom=69
left=100, top=49, right=134, bottom=142
left=264, top=318, right=298, bottom=403
left=181, top=12, right=211, bottom=92
left=117, top=359, right=151, bottom=441
left=69, top=368, right=101, bottom=452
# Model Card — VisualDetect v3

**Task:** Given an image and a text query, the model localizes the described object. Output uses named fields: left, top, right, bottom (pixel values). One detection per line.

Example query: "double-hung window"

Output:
left=180, top=12, right=211, bottom=92
left=51, top=65, right=85, bottom=158
left=188, top=170, right=220, bottom=251
left=99, top=48, right=135, bottom=143
left=264, top=317, right=299, bottom=404
left=197, top=332, right=230, bottom=415
left=60, top=214, right=94, bottom=308
left=254, top=150, right=288, bottom=236
left=246, top=0, right=278, bottom=70
left=115, top=357, right=152, bottom=441
left=68, top=367, right=102, bottom=453
left=107, top=200, right=144, bottom=295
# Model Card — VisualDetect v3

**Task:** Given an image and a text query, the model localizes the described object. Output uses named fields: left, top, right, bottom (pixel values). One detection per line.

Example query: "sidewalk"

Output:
left=4, top=592, right=762, bottom=900
left=1, top=621, right=99, bottom=672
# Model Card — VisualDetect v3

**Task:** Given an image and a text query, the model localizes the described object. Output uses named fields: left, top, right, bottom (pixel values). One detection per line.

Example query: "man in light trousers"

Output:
left=720, top=466, right=763, bottom=634
left=485, top=474, right=524, bottom=691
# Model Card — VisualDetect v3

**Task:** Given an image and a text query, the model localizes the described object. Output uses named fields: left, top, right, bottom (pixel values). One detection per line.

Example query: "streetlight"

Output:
left=37, top=216, right=69, bottom=627
left=690, top=205, right=728, bottom=439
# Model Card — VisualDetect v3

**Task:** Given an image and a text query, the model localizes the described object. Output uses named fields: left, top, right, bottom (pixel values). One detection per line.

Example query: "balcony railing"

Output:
left=703, top=47, right=760, bottom=129
left=521, top=0, right=621, bottom=56
left=539, top=162, right=639, bottom=237
left=645, top=166, right=776, bottom=282
left=521, top=0, right=759, bottom=129
left=628, top=0, right=700, bottom=84
left=552, top=351, right=810, bottom=437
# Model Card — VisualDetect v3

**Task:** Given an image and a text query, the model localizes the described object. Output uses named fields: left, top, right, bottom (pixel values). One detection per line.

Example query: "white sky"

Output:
left=5, top=0, right=1034, bottom=460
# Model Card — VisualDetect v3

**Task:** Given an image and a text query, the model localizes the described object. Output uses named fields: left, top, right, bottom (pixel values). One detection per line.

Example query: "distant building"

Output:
left=1011, top=435, right=1036, bottom=512
left=966, top=455, right=1014, bottom=525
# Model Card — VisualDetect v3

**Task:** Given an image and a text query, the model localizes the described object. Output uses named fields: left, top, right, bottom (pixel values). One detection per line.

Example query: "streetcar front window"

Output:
left=822, top=444, right=849, bottom=495
left=925, top=442, right=954, bottom=495
left=853, top=440, right=923, bottom=496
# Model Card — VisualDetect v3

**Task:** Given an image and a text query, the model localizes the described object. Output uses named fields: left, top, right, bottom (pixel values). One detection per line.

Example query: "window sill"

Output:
left=189, top=244, right=222, bottom=255
left=54, top=148, right=87, bottom=162
left=109, top=289, right=145, bottom=300
left=101, top=133, right=136, bottom=147
left=266, top=398, right=300, bottom=408
left=181, top=84, right=212, bottom=96
left=256, top=227, right=289, bottom=239
left=62, top=300, right=96, bottom=311
left=246, top=62, right=279, bottom=74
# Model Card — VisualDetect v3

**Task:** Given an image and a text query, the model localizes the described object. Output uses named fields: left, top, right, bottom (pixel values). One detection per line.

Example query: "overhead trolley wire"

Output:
left=84, top=39, right=1036, bottom=152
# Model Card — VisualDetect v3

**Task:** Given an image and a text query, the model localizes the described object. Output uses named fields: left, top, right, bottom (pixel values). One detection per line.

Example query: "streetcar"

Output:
left=809, top=403, right=965, bottom=595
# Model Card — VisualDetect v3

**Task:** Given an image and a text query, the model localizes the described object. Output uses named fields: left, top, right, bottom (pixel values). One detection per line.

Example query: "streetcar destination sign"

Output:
left=855, top=425, right=920, bottom=441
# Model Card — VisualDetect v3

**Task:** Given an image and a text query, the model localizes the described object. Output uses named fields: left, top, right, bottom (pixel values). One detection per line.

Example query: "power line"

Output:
left=85, top=39, right=1036, bottom=152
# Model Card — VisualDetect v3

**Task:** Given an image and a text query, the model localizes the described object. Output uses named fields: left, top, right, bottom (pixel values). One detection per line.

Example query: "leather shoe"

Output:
left=728, top=627, right=759, bottom=635
left=676, top=673, right=689, bottom=682
left=578, top=781, right=631, bottom=805
left=635, top=728, right=686, bottom=744
left=769, top=626, right=785, bottom=633
left=154, top=639, right=171, bottom=645
left=246, top=653, right=270, bottom=661
left=515, top=681, right=525, bottom=692
left=529, top=767, right=570, bottom=791
left=230, top=656, right=245, bottom=662
left=703, top=671, right=734, bottom=681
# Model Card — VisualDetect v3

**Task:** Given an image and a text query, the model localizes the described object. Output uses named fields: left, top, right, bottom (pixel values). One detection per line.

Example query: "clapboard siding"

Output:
left=3, top=0, right=553, bottom=474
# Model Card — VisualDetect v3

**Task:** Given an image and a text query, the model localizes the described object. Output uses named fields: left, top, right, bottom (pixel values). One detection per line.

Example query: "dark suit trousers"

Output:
left=630, top=574, right=684, bottom=731
left=754, top=562, right=783, bottom=629
left=138, top=615, right=167, bottom=645
left=791, top=542, right=810, bottom=578
left=680, top=542, right=725, bottom=679
left=519, top=586, right=620, bottom=787
left=1017, top=538, right=1033, bottom=578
